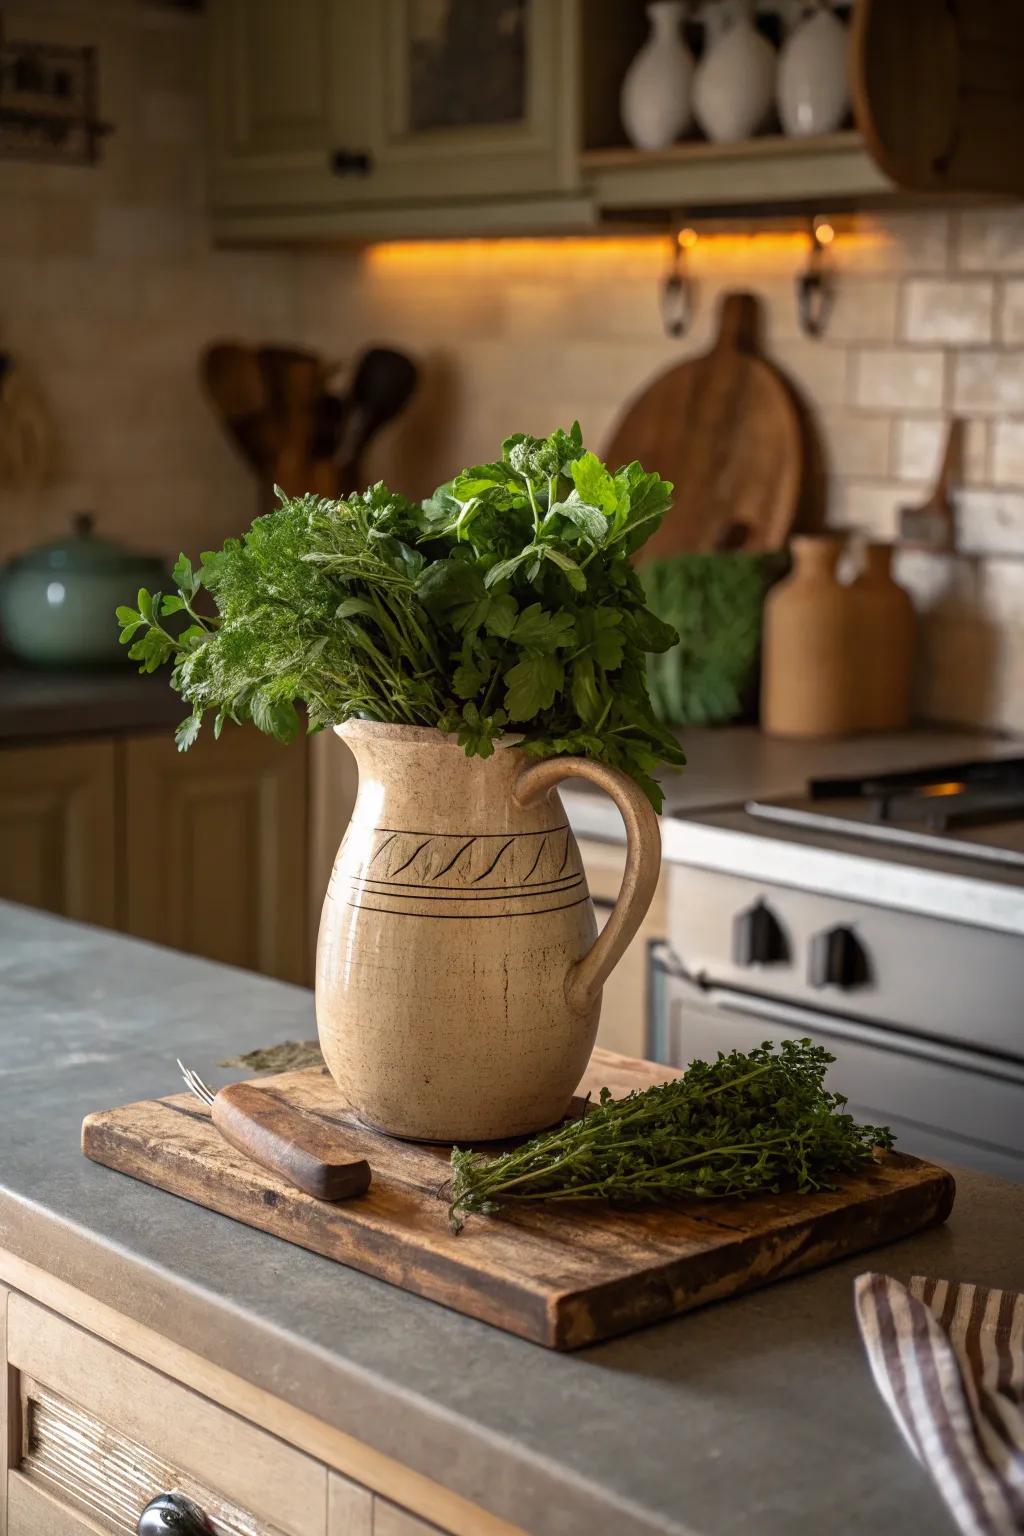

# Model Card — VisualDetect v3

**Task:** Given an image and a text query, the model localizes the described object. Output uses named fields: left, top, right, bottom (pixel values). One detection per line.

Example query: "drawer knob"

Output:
left=329, top=147, right=373, bottom=175
left=138, top=1492, right=216, bottom=1534
left=732, top=899, right=788, bottom=966
left=809, top=925, right=869, bottom=990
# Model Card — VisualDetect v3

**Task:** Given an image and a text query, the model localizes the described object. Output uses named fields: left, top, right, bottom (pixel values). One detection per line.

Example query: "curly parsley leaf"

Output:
left=115, top=429, right=685, bottom=804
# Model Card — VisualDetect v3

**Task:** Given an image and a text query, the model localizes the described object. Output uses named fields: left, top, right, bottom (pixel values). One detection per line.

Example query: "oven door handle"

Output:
left=690, top=974, right=1024, bottom=1087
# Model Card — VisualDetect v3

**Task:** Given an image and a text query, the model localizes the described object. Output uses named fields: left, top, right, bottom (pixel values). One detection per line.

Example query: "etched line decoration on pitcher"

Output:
left=346, top=824, right=588, bottom=921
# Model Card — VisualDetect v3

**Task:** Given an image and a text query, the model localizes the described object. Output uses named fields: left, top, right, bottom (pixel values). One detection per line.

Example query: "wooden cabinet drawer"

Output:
left=370, top=1499, right=445, bottom=1536
left=6, top=1295, right=328, bottom=1535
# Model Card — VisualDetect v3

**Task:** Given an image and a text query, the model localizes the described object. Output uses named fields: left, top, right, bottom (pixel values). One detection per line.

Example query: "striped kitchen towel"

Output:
left=855, top=1273, right=1024, bottom=1536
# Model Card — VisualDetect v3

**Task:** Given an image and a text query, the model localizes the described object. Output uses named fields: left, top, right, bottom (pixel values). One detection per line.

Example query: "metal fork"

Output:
left=173, top=1059, right=372, bottom=1201
left=177, top=1059, right=215, bottom=1107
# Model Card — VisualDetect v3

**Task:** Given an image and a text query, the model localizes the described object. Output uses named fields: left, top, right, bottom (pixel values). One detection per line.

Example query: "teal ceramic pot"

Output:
left=0, top=513, right=167, bottom=667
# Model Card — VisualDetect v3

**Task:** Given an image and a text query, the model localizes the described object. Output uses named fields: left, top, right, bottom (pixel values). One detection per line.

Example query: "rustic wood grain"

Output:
left=212, top=1081, right=372, bottom=1201
left=81, top=1049, right=956, bottom=1351
left=603, top=292, right=802, bottom=560
left=8, top=1297, right=327, bottom=1535
left=851, top=0, right=1024, bottom=196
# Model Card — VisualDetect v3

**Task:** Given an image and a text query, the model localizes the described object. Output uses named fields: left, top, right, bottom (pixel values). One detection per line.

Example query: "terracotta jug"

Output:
left=315, top=721, right=661, bottom=1142
left=760, top=535, right=858, bottom=738
left=850, top=542, right=916, bottom=731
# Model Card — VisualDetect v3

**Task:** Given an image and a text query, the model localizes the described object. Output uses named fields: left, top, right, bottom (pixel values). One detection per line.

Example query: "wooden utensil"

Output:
left=603, top=291, right=803, bottom=559
left=199, top=342, right=418, bottom=508
left=176, top=1062, right=371, bottom=1202
left=335, top=347, right=419, bottom=493
left=899, top=417, right=962, bottom=551
left=201, top=344, right=275, bottom=473
left=84, top=1051, right=954, bottom=1351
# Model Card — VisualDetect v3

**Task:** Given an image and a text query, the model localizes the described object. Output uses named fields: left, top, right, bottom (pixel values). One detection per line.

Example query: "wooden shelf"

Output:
left=582, top=129, right=894, bottom=213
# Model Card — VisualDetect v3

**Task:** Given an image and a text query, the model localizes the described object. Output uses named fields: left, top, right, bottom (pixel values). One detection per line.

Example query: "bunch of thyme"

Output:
left=446, top=1039, right=894, bottom=1233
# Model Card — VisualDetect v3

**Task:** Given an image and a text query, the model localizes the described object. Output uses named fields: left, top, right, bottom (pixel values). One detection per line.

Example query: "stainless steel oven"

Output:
left=649, top=756, right=1024, bottom=1182
left=648, top=944, right=1024, bottom=1181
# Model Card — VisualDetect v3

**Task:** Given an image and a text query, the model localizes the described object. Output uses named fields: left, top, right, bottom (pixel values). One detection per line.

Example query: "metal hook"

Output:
left=796, top=218, right=835, bottom=339
left=661, top=219, right=695, bottom=339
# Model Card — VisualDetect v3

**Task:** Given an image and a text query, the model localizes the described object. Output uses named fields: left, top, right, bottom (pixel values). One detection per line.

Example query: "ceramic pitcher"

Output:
left=316, top=721, right=660, bottom=1142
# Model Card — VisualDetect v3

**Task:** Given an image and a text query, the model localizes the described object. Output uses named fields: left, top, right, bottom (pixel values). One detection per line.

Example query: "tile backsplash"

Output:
left=0, top=0, right=299, bottom=565
left=1, top=0, right=1023, bottom=735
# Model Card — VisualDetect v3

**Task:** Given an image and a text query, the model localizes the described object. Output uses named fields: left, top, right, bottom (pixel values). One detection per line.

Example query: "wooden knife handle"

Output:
left=211, top=1082, right=372, bottom=1201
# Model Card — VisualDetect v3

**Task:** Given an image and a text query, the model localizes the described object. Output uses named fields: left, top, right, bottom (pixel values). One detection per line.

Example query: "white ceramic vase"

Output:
left=620, top=1, right=694, bottom=151
left=692, top=0, right=776, bottom=144
left=315, top=721, right=661, bottom=1142
left=777, top=3, right=850, bottom=137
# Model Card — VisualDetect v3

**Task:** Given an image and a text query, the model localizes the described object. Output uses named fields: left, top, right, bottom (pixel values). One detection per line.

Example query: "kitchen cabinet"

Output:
left=0, top=1287, right=482, bottom=1536
left=353, top=1, right=579, bottom=205
left=124, top=730, right=310, bottom=986
left=578, top=835, right=667, bottom=1060
left=0, top=729, right=310, bottom=987
left=209, top=0, right=371, bottom=215
left=208, top=0, right=1024, bottom=245
left=0, top=740, right=117, bottom=929
left=209, top=0, right=586, bottom=241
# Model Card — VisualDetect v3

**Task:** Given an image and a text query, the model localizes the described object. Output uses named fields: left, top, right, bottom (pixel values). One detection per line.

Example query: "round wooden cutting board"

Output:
left=604, top=291, right=803, bottom=558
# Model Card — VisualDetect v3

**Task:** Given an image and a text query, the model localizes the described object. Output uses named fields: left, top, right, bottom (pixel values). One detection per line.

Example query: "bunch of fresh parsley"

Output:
left=116, top=424, right=686, bottom=807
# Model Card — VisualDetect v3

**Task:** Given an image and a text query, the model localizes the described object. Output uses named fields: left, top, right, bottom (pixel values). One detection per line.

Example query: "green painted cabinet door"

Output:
left=208, top=0, right=372, bottom=213
left=208, top=0, right=580, bottom=219
left=352, top=0, right=580, bottom=204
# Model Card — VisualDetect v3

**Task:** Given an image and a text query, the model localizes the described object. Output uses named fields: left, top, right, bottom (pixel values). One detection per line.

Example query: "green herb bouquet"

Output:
left=117, top=424, right=685, bottom=807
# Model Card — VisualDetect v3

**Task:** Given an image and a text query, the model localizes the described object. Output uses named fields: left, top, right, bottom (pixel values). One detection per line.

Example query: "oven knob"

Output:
left=809, top=926, right=869, bottom=990
left=733, top=900, right=788, bottom=966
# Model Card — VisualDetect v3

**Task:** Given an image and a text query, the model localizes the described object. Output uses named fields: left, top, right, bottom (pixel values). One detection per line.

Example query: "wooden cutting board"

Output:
left=82, top=1049, right=955, bottom=1351
left=604, top=291, right=803, bottom=559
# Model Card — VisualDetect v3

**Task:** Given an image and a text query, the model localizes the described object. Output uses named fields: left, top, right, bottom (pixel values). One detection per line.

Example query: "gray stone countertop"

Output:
left=0, top=664, right=181, bottom=743
left=1, top=902, right=1022, bottom=1536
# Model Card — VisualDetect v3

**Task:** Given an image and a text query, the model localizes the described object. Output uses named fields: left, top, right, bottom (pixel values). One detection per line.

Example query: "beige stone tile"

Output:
left=35, top=199, right=96, bottom=258
left=0, top=201, right=41, bottom=256
left=820, top=412, right=891, bottom=478
left=953, top=351, right=1024, bottom=414
left=917, top=601, right=1024, bottom=734
left=824, top=277, right=899, bottom=343
left=837, top=211, right=950, bottom=274
left=826, top=479, right=919, bottom=539
left=120, top=143, right=206, bottom=211
left=356, top=273, right=506, bottom=343
left=894, top=416, right=988, bottom=485
left=901, top=278, right=995, bottom=345
left=851, top=348, right=945, bottom=411
left=979, top=557, right=1024, bottom=627
left=999, top=279, right=1024, bottom=344
left=892, top=548, right=965, bottom=612
left=992, top=420, right=1024, bottom=486
left=93, top=202, right=201, bottom=263
left=143, top=89, right=202, bottom=145
left=955, top=207, right=1024, bottom=273
left=772, top=339, right=849, bottom=408
left=33, top=255, right=145, bottom=321
left=954, top=488, right=1024, bottom=557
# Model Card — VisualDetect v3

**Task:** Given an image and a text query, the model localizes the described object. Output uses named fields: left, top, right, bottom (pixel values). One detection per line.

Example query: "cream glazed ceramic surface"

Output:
left=315, top=721, right=661, bottom=1142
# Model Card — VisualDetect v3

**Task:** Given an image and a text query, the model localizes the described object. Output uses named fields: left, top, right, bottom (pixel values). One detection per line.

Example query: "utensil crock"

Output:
left=315, top=721, right=661, bottom=1142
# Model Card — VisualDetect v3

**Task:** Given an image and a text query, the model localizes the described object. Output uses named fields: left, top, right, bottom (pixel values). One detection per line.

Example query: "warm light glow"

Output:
left=813, top=218, right=835, bottom=246
left=918, top=782, right=967, bottom=798
left=366, top=227, right=876, bottom=275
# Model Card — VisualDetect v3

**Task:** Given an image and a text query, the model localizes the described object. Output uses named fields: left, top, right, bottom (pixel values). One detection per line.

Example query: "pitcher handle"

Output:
left=513, top=758, right=661, bottom=1015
